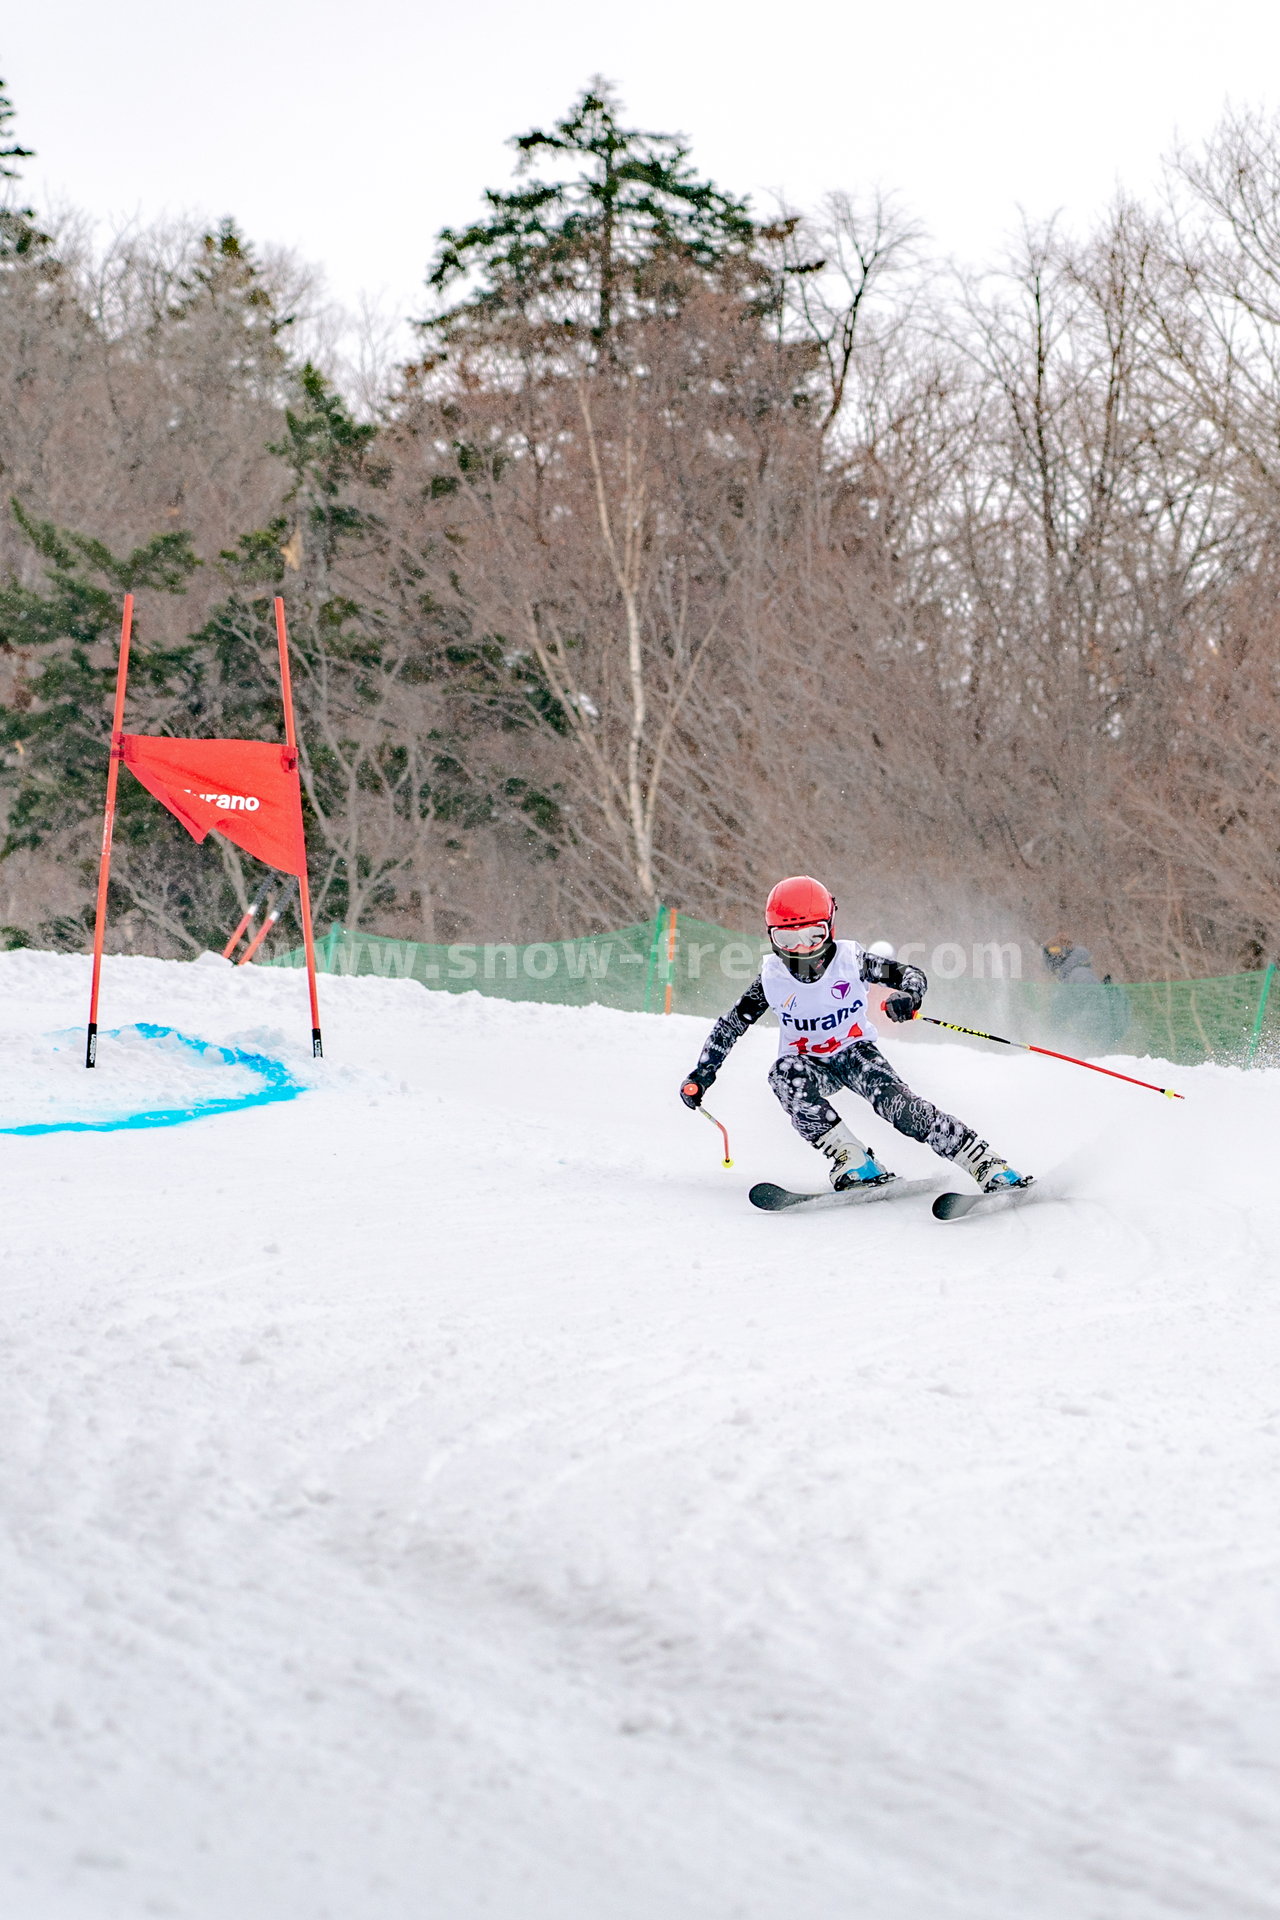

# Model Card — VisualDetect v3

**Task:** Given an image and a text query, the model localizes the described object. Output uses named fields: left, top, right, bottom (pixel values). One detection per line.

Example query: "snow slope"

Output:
left=1, top=948, right=1278, bottom=1920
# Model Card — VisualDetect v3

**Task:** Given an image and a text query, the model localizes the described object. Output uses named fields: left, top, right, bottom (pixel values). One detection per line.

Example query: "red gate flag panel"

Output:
left=121, top=736, right=308, bottom=877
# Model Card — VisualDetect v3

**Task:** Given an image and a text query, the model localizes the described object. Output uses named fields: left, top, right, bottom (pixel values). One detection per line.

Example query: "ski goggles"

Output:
left=768, top=920, right=831, bottom=955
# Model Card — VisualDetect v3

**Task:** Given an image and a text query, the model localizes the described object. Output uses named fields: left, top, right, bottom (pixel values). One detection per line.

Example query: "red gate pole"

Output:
left=238, top=878, right=294, bottom=967
left=86, top=594, right=134, bottom=1068
left=222, top=875, right=274, bottom=960
left=222, top=903, right=255, bottom=960
left=273, top=597, right=323, bottom=1056
left=237, top=911, right=276, bottom=967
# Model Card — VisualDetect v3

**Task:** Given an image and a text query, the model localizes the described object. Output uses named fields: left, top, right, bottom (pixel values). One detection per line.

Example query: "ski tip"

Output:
left=933, top=1177, right=1036, bottom=1221
left=748, top=1182, right=793, bottom=1211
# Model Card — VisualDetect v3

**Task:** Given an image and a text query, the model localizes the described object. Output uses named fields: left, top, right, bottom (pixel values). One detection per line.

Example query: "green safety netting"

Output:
left=269, top=909, right=1280, bottom=1069
left=903, top=968, right=1278, bottom=1070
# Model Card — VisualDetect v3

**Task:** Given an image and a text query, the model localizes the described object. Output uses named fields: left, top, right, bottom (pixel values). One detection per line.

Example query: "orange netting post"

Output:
left=663, top=907, right=679, bottom=1014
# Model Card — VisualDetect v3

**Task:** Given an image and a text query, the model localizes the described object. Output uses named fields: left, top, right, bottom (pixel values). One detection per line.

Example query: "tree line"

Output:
left=3, top=73, right=1280, bottom=978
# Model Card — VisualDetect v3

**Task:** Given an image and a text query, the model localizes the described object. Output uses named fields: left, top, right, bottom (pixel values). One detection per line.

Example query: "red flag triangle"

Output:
left=121, top=736, right=308, bottom=877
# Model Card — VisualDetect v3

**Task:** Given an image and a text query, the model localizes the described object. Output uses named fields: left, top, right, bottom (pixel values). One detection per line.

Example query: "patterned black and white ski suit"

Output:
left=692, top=942, right=972, bottom=1161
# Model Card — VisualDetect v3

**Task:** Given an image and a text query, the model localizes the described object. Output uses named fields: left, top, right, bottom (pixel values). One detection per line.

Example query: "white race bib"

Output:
left=760, top=940, right=877, bottom=1060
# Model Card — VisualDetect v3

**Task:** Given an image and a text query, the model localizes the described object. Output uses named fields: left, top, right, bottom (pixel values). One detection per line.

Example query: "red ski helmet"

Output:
left=764, top=875, right=836, bottom=929
left=764, top=876, right=836, bottom=961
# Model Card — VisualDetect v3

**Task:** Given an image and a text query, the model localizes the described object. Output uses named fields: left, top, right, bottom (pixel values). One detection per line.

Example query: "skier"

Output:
left=680, top=876, right=1031, bottom=1194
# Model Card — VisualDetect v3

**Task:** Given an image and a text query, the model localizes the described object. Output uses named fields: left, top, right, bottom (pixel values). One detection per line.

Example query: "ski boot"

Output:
left=817, top=1121, right=895, bottom=1191
left=952, top=1131, right=1033, bottom=1194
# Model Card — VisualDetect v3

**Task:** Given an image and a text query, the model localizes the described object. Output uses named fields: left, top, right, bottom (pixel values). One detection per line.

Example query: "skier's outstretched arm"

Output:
left=860, top=951, right=928, bottom=1024
left=679, top=976, right=769, bottom=1108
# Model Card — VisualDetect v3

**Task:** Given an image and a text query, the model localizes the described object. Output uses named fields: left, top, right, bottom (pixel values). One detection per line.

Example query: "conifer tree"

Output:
left=0, top=73, right=31, bottom=183
left=0, top=506, right=203, bottom=945
left=0, top=73, right=44, bottom=256
left=196, top=366, right=450, bottom=931
left=0, top=505, right=200, bottom=848
left=169, top=219, right=297, bottom=392
left=426, top=79, right=755, bottom=341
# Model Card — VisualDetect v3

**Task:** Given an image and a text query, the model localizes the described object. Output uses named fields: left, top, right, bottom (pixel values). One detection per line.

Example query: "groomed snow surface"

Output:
left=1, top=949, right=1277, bottom=1920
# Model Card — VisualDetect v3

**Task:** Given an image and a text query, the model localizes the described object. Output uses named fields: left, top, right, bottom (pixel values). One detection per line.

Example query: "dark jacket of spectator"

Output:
left=1042, top=938, right=1103, bottom=985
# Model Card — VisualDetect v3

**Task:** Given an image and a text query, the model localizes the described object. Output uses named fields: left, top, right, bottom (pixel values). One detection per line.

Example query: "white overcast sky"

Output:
left=7, top=0, right=1280, bottom=329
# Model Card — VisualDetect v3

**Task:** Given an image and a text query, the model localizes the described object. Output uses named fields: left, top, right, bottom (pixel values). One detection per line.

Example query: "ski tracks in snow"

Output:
left=1, top=953, right=1279, bottom=1917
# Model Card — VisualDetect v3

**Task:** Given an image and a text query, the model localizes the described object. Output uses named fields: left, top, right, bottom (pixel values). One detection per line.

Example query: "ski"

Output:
left=932, top=1180, right=1036, bottom=1222
left=749, top=1176, right=939, bottom=1213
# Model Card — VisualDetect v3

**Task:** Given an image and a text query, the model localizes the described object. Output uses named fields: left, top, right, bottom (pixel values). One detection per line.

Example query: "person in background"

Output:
left=1042, top=936, right=1110, bottom=986
left=1042, top=934, right=1129, bottom=1049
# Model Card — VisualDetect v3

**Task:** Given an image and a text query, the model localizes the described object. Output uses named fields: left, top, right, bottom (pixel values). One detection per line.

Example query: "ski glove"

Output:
left=884, top=992, right=920, bottom=1024
left=680, top=1066, right=715, bottom=1109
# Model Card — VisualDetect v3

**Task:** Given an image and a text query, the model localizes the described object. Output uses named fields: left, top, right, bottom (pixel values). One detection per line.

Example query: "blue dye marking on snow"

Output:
left=0, top=1023, right=306, bottom=1137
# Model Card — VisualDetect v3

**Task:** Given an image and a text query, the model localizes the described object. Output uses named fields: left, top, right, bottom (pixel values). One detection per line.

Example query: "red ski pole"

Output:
left=913, top=1014, right=1185, bottom=1099
left=683, top=1087, right=734, bottom=1166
